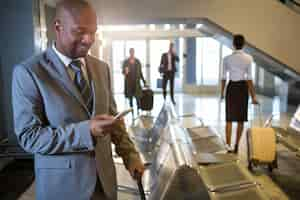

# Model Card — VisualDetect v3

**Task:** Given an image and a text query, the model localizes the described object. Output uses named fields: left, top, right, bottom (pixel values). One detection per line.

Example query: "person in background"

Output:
left=12, top=1, right=144, bottom=199
left=159, top=42, right=179, bottom=105
left=221, top=34, right=258, bottom=154
left=122, top=48, right=146, bottom=116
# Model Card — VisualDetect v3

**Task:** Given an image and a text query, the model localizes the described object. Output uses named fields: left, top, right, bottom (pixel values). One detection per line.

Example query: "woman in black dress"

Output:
left=221, top=34, right=258, bottom=153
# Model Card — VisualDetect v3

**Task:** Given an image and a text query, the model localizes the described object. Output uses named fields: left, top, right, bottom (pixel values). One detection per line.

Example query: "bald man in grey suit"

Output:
left=12, top=0, right=144, bottom=199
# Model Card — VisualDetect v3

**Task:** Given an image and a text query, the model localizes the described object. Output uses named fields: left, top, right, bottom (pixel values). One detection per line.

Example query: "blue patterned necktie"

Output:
left=69, top=60, right=93, bottom=112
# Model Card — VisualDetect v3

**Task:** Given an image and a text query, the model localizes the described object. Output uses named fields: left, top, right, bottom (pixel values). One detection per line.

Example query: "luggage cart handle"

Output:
left=134, top=170, right=146, bottom=200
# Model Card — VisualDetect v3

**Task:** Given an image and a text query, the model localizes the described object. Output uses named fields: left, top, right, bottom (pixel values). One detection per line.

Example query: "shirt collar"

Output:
left=233, top=49, right=244, bottom=54
left=52, top=43, right=85, bottom=67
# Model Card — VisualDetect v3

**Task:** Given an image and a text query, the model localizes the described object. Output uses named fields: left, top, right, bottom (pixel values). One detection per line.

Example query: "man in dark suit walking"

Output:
left=159, top=42, right=179, bottom=105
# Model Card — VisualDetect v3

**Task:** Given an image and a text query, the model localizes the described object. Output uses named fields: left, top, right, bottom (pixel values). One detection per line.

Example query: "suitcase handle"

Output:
left=251, top=103, right=263, bottom=127
left=252, top=104, right=274, bottom=128
left=134, top=170, right=146, bottom=200
left=257, top=103, right=263, bottom=127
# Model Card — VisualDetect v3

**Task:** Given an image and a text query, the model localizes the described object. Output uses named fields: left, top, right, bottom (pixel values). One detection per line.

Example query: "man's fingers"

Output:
left=94, top=126, right=113, bottom=137
left=91, top=114, right=126, bottom=137
left=98, top=121, right=115, bottom=131
left=113, top=117, right=124, bottom=125
left=133, top=170, right=142, bottom=180
left=91, top=119, right=116, bottom=137
left=132, top=168, right=145, bottom=180
left=130, top=162, right=145, bottom=180
left=93, top=114, right=114, bottom=120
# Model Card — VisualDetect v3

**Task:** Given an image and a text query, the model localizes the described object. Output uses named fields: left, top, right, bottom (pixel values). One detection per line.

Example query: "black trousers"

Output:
left=162, top=71, right=175, bottom=100
left=128, top=96, right=140, bottom=109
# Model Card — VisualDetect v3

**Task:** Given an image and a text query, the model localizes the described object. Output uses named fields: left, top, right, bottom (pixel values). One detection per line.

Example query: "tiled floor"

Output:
left=116, top=93, right=296, bottom=139
left=17, top=93, right=299, bottom=200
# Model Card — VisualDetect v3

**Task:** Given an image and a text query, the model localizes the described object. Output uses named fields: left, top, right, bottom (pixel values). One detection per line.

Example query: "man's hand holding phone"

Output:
left=90, top=114, right=116, bottom=137
left=90, top=108, right=133, bottom=137
left=113, top=108, right=133, bottom=121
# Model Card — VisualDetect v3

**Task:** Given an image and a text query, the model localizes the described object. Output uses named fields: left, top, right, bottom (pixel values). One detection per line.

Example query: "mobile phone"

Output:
left=113, top=108, right=133, bottom=120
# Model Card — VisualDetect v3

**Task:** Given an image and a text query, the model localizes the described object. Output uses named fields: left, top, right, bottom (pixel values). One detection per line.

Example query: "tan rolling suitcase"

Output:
left=247, top=105, right=278, bottom=172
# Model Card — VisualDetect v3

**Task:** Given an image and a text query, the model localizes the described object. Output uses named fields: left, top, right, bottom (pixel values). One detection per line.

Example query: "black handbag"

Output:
left=158, top=65, right=165, bottom=73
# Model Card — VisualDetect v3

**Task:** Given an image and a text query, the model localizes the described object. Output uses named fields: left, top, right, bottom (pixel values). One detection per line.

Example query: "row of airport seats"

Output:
left=114, top=103, right=272, bottom=200
left=272, top=126, right=300, bottom=157
left=183, top=116, right=270, bottom=200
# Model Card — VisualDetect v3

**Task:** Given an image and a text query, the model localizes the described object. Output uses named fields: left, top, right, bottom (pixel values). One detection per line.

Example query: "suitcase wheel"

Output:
left=248, top=161, right=253, bottom=171
left=268, top=164, right=272, bottom=172
left=268, top=159, right=278, bottom=172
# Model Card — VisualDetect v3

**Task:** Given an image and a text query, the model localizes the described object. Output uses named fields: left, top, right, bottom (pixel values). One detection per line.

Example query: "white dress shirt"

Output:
left=167, top=52, right=172, bottom=71
left=222, top=50, right=253, bottom=81
left=52, top=44, right=90, bottom=86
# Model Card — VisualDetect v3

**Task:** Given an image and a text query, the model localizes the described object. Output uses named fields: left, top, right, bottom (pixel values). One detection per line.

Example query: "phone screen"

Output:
left=113, top=108, right=133, bottom=120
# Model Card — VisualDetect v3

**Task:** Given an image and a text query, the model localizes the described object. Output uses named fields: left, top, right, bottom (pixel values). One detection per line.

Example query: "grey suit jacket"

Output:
left=12, top=47, right=140, bottom=200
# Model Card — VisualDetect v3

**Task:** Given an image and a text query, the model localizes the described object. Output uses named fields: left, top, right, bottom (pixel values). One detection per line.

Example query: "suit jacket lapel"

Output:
left=90, top=81, right=96, bottom=116
left=85, top=56, right=98, bottom=115
left=43, top=48, right=90, bottom=115
left=86, top=56, right=111, bottom=115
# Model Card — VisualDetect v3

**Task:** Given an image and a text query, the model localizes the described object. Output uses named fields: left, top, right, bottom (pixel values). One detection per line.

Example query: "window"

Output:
left=251, top=62, right=256, bottom=84
left=196, top=37, right=221, bottom=85
left=258, top=67, right=264, bottom=88
left=222, top=45, right=233, bottom=58
left=196, top=38, right=203, bottom=85
left=221, top=45, right=233, bottom=81
left=112, top=40, right=125, bottom=93
left=274, top=76, right=283, bottom=86
left=179, top=37, right=184, bottom=79
left=202, top=38, right=220, bottom=85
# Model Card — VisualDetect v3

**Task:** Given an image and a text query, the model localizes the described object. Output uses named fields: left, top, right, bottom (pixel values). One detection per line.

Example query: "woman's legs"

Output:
left=235, top=122, right=244, bottom=153
left=135, top=96, right=140, bottom=116
left=128, top=96, right=141, bottom=117
left=226, top=121, right=244, bottom=153
left=226, top=122, right=232, bottom=147
left=128, top=96, right=133, bottom=108
left=128, top=96, right=134, bottom=117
